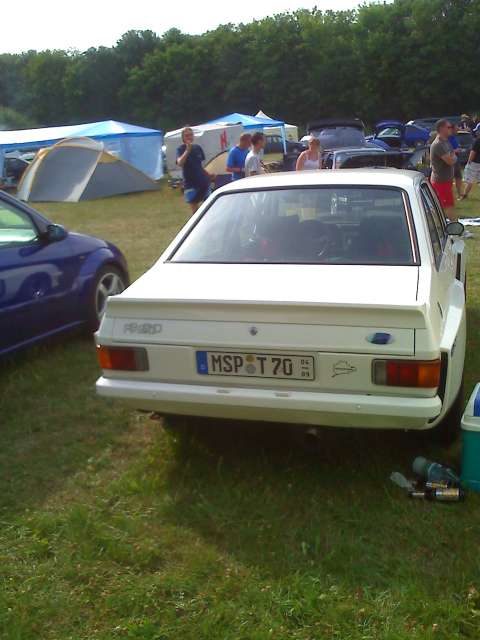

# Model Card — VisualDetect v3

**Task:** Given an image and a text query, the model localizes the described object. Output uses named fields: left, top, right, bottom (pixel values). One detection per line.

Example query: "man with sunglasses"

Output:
left=430, top=119, right=457, bottom=220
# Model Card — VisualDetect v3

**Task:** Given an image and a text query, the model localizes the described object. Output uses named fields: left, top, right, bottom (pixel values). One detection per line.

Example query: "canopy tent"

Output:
left=17, top=137, right=158, bottom=202
left=207, top=113, right=287, bottom=151
left=0, top=120, right=163, bottom=180
left=255, top=110, right=298, bottom=141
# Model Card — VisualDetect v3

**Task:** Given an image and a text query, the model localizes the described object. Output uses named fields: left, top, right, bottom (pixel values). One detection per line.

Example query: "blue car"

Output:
left=368, top=120, right=430, bottom=149
left=0, top=190, right=129, bottom=357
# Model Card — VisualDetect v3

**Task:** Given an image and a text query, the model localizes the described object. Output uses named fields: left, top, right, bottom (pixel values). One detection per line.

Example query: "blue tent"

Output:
left=0, top=120, right=163, bottom=180
left=207, top=113, right=286, bottom=151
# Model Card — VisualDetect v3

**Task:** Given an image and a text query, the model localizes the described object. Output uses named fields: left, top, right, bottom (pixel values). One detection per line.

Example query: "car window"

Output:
left=0, top=201, right=38, bottom=248
left=420, top=187, right=443, bottom=266
left=379, top=128, right=401, bottom=137
left=171, top=187, right=415, bottom=266
left=335, top=152, right=386, bottom=169
left=421, top=182, right=446, bottom=238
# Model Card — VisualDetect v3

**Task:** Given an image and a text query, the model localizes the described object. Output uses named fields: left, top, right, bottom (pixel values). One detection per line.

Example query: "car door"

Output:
left=424, top=181, right=465, bottom=284
left=0, top=199, right=77, bottom=354
left=419, top=182, right=459, bottom=307
left=419, top=181, right=466, bottom=411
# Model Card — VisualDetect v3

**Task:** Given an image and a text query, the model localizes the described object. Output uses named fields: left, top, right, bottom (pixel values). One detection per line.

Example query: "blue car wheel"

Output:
left=88, top=265, right=127, bottom=331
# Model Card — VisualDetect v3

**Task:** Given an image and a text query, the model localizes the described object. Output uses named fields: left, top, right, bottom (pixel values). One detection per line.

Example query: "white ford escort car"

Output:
left=96, top=170, right=467, bottom=442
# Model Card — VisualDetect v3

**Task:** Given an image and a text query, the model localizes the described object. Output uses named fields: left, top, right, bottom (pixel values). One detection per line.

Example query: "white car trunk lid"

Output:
left=121, top=263, right=419, bottom=309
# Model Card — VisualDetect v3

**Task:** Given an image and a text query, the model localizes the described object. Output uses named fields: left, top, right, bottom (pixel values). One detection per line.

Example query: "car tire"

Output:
left=429, top=381, right=464, bottom=445
left=87, top=265, right=126, bottom=332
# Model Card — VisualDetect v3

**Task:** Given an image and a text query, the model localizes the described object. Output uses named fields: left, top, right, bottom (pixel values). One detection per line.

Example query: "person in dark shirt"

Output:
left=176, top=127, right=212, bottom=213
left=461, top=136, right=480, bottom=200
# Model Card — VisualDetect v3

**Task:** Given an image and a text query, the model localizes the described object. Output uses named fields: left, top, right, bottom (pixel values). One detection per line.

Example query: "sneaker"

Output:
left=463, top=230, right=475, bottom=239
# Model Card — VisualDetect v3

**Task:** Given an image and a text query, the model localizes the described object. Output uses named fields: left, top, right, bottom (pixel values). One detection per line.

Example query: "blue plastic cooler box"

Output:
left=461, top=383, right=480, bottom=492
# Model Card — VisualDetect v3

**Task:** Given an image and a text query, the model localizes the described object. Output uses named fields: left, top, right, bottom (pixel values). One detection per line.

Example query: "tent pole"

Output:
left=281, top=125, right=286, bottom=153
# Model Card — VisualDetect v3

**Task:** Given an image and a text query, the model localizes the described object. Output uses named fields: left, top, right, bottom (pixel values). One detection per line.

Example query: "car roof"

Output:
left=307, top=118, right=365, bottom=130
left=332, top=147, right=386, bottom=154
left=217, top=169, right=423, bottom=194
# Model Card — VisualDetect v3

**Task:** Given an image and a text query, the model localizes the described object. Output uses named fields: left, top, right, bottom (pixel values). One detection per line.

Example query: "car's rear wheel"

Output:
left=429, top=381, right=464, bottom=445
left=87, top=265, right=126, bottom=331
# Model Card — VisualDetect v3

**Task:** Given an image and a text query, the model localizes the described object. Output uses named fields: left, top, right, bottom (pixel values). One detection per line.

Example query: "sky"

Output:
left=2, top=0, right=371, bottom=54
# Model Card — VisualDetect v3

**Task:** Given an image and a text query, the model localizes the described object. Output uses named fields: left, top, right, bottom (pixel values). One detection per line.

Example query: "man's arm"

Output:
left=440, top=151, right=457, bottom=166
left=176, top=144, right=192, bottom=167
left=466, top=149, right=477, bottom=164
left=227, top=166, right=244, bottom=174
left=296, top=152, right=306, bottom=171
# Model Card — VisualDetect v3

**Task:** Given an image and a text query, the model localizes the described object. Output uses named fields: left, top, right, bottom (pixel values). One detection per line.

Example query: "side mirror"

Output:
left=445, top=221, right=464, bottom=236
left=46, top=223, right=67, bottom=242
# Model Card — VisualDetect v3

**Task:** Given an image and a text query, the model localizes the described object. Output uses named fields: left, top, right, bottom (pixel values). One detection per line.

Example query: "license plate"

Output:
left=196, top=351, right=315, bottom=380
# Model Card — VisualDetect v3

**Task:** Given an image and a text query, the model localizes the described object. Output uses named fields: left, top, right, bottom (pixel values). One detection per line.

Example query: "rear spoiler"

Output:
left=107, top=297, right=429, bottom=330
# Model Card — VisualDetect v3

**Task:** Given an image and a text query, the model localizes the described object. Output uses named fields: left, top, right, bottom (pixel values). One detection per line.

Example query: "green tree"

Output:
left=0, top=106, right=35, bottom=130
left=24, top=50, right=71, bottom=124
left=63, top=47, right=125, bottom=122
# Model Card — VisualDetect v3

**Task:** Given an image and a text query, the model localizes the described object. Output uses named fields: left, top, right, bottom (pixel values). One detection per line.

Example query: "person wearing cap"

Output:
left=460, top=113, right=474, bottom=132
left=430, top=119, right=457, bottom=220
left=226, top=133, right=252, bottom=181
left=296, top=136, right=322, bottom=170
left=176, top=126, right=212, bottom=214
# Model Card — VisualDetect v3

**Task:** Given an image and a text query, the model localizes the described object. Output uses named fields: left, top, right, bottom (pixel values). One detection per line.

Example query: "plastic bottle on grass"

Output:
left=412, top=456, right=460, bottom=485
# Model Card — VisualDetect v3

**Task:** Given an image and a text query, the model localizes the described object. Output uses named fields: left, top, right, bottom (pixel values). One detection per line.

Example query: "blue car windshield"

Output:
left=171, top=187, right=415, bottom=266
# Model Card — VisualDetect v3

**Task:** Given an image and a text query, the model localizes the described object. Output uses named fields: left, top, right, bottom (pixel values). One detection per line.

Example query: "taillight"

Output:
left=97, top=345, right=149, bottom=371
left=373, top=359, right=441, bottom=388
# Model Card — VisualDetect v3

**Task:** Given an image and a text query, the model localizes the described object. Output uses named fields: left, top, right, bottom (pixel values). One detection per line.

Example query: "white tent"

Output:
left=255, top=110, right=298, bottom=141
left=17, top=137, right=157, bottom=202
left=164, top=122, right=243, bottom=178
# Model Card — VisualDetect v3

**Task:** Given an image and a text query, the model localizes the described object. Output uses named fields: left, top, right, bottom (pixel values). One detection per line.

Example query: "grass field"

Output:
left=2, top=181, right=480, bottom=639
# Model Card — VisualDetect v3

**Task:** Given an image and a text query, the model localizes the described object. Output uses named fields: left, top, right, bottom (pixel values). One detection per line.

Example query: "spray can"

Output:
left=409, top=487, right=465, bottom=502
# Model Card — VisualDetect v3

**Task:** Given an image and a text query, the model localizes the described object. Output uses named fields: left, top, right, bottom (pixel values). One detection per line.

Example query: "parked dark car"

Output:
left=0, top=190, right=129, bottom=357
left=284, top=118, right=413, bottom=171
left=407, top=116, right=462, bottom=131
left=4, top=156, right=29, bottom=186
left=367, top=120, right=430, bottom=149
left=322, top=147, right=416, bottom=170
left=264, top=134, right=305, bottom=154
left=323, top=147, right=386, bottom=169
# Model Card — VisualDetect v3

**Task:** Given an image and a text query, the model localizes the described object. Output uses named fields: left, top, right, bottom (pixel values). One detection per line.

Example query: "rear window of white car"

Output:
left=171, top=187, right=415, bottom=265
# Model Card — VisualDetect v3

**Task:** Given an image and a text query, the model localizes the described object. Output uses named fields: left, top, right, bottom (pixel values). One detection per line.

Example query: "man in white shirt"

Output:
left=244, top=132, right=266, bottom=177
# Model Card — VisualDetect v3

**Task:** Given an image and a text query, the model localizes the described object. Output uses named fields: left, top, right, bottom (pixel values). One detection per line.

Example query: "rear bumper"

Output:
left=96, top=377, right=443, bottom=430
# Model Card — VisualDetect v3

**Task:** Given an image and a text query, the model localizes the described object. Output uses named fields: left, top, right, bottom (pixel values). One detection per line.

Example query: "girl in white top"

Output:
left=295, top=136, right=322, bottom=171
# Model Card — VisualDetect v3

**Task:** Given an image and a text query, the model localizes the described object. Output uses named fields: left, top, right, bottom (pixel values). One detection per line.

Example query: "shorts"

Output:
left=464, top=162, right=480, bottom=184
left=184, top=184, right=211, bottom=204
left=431, top=180, right=454, bottom=208
left=454, top=161, right=463, bottom=179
